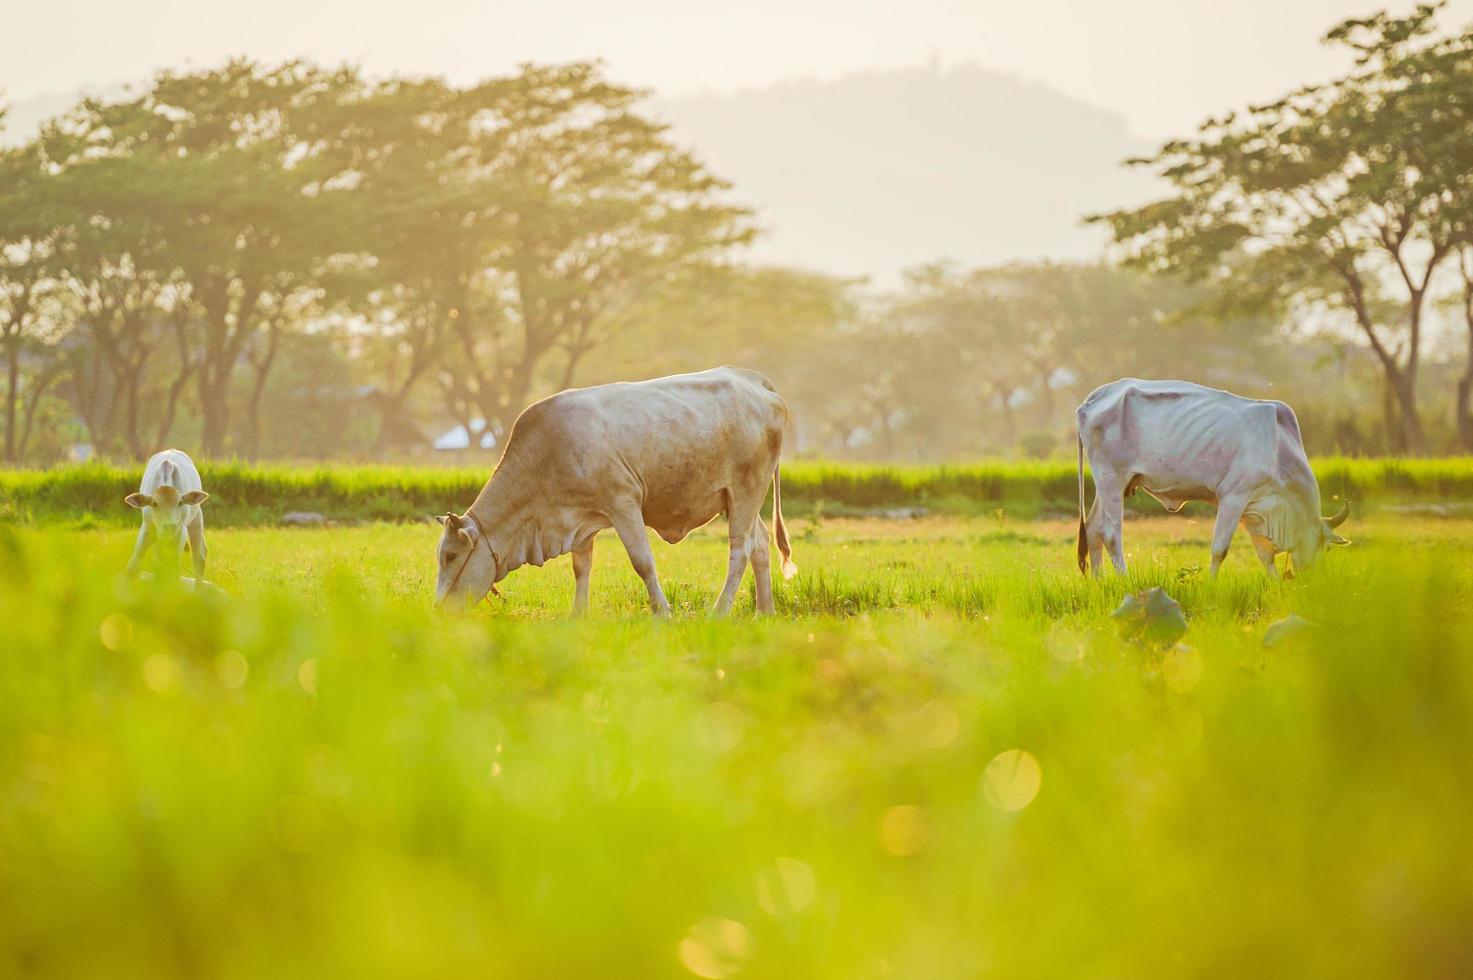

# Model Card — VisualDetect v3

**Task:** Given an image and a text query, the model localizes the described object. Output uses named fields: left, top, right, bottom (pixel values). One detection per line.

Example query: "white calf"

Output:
left=126, top=449, right=210, bottom=583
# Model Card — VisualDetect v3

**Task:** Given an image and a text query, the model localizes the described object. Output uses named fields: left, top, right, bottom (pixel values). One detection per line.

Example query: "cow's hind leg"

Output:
left=1208, top=496, right=1248, bottom=577
left=570, top=536, right=595, bottom=615
left=1084, top=499, right=1105, bottom=575
left=748, top=515, right=775, bottom=614
left=612, top=514, right=671, bottom=617
left=1089, top=469, right=1128, bottom=575
left=714, top=485, right=763, bottom=615
left=715, top=480, right=771, bottom=616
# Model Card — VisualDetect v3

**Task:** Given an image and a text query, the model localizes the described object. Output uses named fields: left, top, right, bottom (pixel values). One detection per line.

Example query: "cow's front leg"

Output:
left=126, top=523, right=153, bottom=575
left=570, top=538, right=595, bottom=615
left=1250, top=535, right=1280, bottom=579
left=612, top=517, right=670, bottom=616
left=187, top=511, right=207, bottom=584
left=1208, top=497, right=1248, bottom=576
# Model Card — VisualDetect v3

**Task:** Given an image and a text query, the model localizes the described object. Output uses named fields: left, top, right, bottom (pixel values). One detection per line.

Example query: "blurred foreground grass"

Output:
left=1, top=514, right=1470, bottom=977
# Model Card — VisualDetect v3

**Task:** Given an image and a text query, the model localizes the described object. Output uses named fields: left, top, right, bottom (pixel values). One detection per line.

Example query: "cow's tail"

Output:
left=773, top=463, right=797, bottom=579
left=1076, top=430, right=1089, bottom=575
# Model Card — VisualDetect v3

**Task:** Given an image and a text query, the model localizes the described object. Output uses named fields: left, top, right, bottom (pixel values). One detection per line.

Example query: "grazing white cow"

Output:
left=435, top=366, right=797, bottom=615
left=1076, top=379, right=1349, bottom=578
left=126, top=449, right=210, bottom=583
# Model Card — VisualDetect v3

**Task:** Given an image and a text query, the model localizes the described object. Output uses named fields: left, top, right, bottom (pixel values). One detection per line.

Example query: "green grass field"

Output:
left=6, top=456, right=1473, bottom=524
left=2, top=508, right=1472, bottom=977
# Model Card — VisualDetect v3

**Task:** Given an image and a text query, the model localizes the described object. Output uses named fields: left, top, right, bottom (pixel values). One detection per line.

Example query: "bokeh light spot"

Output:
left=1045, top=628, right=1088, bottom=664
left=699, top=701, right=746, bottom=753
left=215, top=649, right=249, bottom=689
left=297, top=658, right=319, bottom=695
left=756, top=857, right=816, bottom=916
left=142, top=654, right=179, bottom=693
left=982, top=749, right=1042, bottom=812
left=914, top=700, right=959, bottom=748
left=1162, top=645, right=1203, bottom=693
left=879, top=804, right=926, bottom=856
left=678, top=916, right=753, bottom=978
left=99, top=613, right=133, bottom=651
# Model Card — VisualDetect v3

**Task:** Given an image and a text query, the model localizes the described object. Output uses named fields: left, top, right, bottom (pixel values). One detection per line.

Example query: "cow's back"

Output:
left=1079, top=379, right=1281, bottom=490
left=502, top=368, right=787, bottom=535
left=140, top=449, right=204, bottom=495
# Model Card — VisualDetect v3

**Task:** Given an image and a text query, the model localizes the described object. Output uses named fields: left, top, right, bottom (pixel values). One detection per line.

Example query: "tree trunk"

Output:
left=243, top=322, right=281, bottom=460
left=1342, top=265, right=1426, bottom=454
left=4, top=338, right=19, bottom=463
left=195, top=282, right=261, bottom=460
left=199, top=382, right=231, bottom=459
left=1456, top=256, right=1473, bottom=453
left=4, top=283, right=37, bottom=462
left=1458, top=366, right=1473, bottom=454
left=156, top=309, right=197, bottom=448
left=156, top=370, right=190, bottom=449
left=1389, top=369, right=1424, bottom=454
left=996, top=386, right=1017, bottom=447
left=1035, top=366, right=1055, bottom=428
left=122, top=362, right=147, bottom=459
left=18, top=362, right=64, bottom=461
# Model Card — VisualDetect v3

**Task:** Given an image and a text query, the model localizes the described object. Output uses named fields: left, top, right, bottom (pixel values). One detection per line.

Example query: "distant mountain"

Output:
left=650, top=63, right=1159, bottom=280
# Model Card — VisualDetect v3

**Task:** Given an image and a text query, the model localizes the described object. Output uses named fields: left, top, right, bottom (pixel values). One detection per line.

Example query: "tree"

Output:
left=1388, top=8, right=1473, bottom=448
left=309, top=76, right=503, bottom=450
left=347, top=64, right=754, bottom=441
left=0, top=126, right=74, bottom=464
left=596, top=264, right=853, bottom=382
left=43, top=61, right=367, bottom=458
left=1091, top=3, right=1467, bottom=452
left=1454, top=253, right=1473, bottom=450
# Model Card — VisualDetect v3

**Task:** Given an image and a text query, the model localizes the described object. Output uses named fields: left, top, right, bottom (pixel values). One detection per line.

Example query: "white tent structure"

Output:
left=432, top=423, right=497, bottom=451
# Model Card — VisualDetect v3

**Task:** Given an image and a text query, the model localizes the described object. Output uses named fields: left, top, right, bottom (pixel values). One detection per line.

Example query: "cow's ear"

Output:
left=125, top=493, right=152, bottom=509
left=1328, top=533, right=1350, bottom=547
left=181, top=490, right=208, bottom=506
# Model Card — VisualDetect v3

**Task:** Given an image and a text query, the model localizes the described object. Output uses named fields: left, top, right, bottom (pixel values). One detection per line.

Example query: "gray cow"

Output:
left=1077, top=379, right=1348, bottom=577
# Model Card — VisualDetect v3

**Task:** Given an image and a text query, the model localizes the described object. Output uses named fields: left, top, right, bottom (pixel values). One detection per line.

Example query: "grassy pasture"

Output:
left=4, top=456, right=1473, bottom=524
left=1, top=508, right=1471, bottom=977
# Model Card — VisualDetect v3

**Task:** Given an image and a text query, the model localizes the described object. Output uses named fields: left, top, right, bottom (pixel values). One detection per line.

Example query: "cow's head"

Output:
left=434, top=511, right=499, bottom=609
left=126, top=484, right=208, bottom=542
left=1291, top=500, right=1351, bottom=571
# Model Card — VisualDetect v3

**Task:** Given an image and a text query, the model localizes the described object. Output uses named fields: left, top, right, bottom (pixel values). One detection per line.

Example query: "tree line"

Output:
left=0, top=60, right=751, bottom=462
left=1093, top=2, right=1473, bottom=454
left=2, top=4, right=1471, bottom=464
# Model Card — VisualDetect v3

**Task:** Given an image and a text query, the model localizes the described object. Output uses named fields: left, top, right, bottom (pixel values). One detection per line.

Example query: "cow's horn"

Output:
left=1325, top=501, right=1349, bottom=528
left=445, top=511, right=462, bottom=528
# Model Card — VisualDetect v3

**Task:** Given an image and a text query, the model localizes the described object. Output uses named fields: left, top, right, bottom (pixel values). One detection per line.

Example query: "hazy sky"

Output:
left=6, top=0, right=1472, bottom=138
